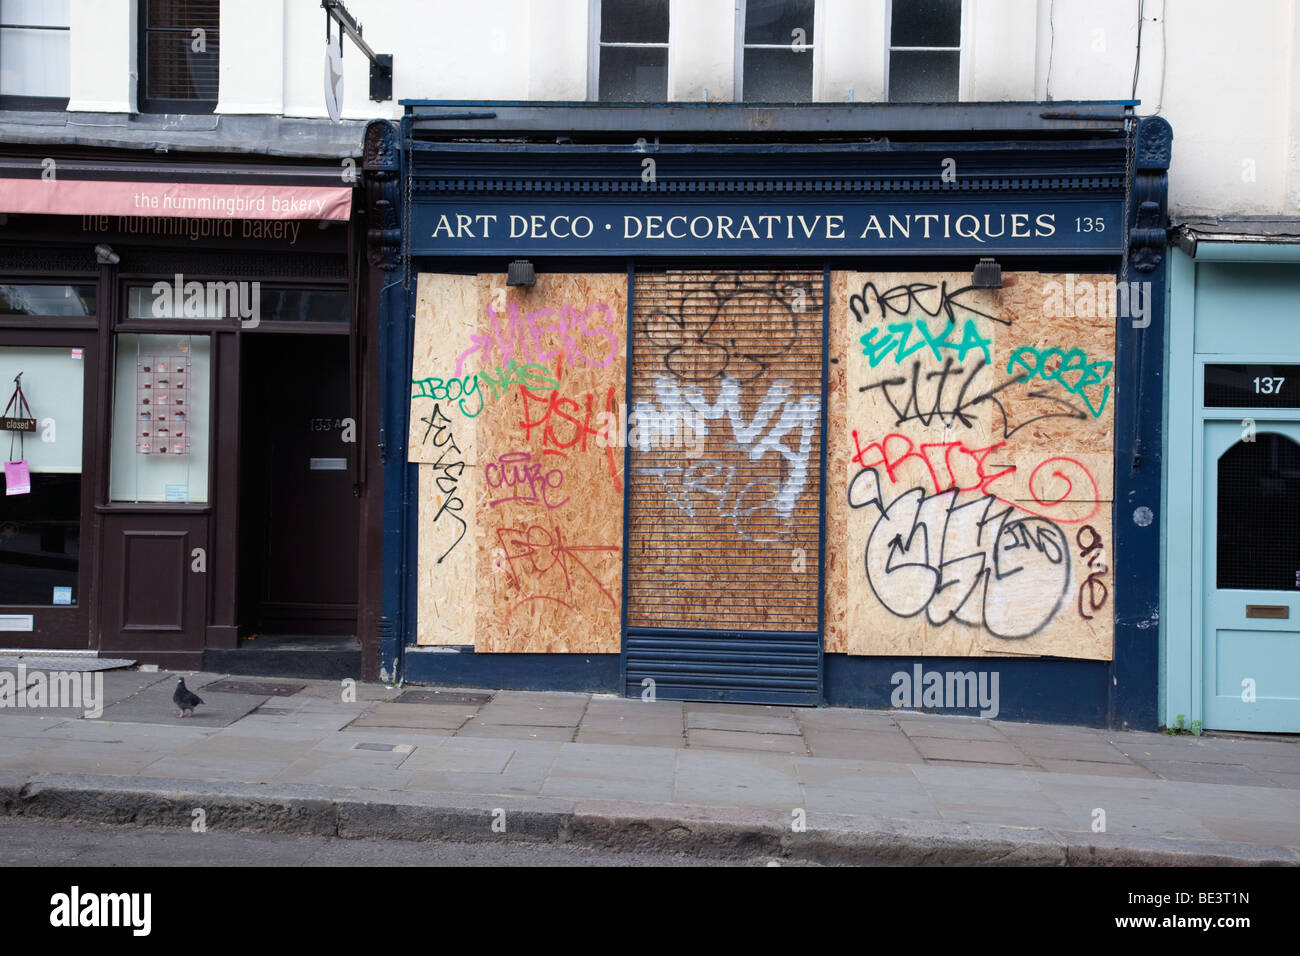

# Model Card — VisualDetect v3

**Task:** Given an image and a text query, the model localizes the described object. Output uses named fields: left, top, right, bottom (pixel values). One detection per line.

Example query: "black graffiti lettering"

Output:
left=854, top=468, right=1070, bottom=638
left=642, top=278, right=803, bottom=383
left=1075, top=523, right=1110, bottom=620
left=421, top=404, right=468, bottom=562
left=860, top=357, right=1091, bottom=438
left=848, top=280, right=1009, bottom=328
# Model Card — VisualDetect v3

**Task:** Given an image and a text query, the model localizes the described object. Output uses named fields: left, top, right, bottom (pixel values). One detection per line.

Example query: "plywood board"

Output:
left=416, top=461, right=477, bottom=646
left=410, top=272, right=627, bottom=653
left=824, top=270, right=851, bottom=654
left=409, top=273, right=484, bottom=465
left=829, top=271, right=1116, bottom=661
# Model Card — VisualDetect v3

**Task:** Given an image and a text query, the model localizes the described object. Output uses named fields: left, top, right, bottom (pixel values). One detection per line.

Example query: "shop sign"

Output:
left=411, top=199, right=1124, bottom=256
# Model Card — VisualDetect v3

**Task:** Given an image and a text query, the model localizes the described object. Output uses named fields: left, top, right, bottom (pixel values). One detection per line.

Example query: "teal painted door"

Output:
left=1203, top=421, right=1300, bottom=731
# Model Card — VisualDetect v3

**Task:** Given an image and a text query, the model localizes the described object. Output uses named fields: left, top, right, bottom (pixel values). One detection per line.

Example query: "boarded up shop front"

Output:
left=373, top=106, right=1171, bottom=726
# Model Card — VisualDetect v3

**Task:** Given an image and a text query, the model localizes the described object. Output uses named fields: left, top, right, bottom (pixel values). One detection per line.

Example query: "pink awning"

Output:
left=0, top=178, right=353, bottom=221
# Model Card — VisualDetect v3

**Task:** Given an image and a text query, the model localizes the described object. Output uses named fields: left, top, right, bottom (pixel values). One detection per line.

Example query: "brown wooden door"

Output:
left=242, top=334, right=358, bottom=634
left=96, top=330, right=214, bottom=667
left=0, top=331, right=98, bottom=648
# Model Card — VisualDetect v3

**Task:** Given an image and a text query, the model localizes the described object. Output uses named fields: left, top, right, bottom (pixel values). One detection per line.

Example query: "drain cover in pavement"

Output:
left=394, top=689, right=493, bottom=706
left=202, top=678, right=307, bottom=697
left=352, top=742, right=415, bottom=753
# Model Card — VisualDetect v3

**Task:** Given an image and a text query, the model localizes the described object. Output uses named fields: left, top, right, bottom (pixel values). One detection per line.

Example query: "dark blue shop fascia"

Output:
left=362, top=102, right=1172, bottom=728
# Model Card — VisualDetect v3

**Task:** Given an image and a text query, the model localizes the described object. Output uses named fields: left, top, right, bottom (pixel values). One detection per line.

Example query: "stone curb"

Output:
left=1, top=773, right=1297, bottom=866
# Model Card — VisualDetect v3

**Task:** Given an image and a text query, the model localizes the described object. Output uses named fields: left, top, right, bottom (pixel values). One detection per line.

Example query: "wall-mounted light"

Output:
left=95, top=244, right=119, bottom=265
left=971, top=256, right=1001, bottom=289
left=507, top=259, right=535, bottom=287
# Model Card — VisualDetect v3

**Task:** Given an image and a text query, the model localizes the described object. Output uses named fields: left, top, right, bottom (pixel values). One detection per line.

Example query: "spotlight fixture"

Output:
left=95, top=244, right=120, bottom=265
left=506, top=259, right=535, bottom=287
left=971, top=256, right=1001, bottom=289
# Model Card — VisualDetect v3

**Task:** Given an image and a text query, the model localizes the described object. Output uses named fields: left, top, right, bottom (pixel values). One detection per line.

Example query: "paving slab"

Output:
left=39, top=719, right=218, bottom=744
left=100, top=683, right=269, bottom=728
left=796, top=758, right=931, bottom=794
left=170, top=734, right=319, bottom=764
left=242, top=713, right=372, bottom=735
left=1159, top=779, right=1300, bottom=816
left=1192, top=813, right=1300, bottom=845
left=290, top=679, right=402, bottom=701
left=273, top=753, right=417, bottom=790
left=1011, top=738, right=1138, bottom=764
left=347, top=701, right=475, bottom=731
left=574, top=731, right=686, bottom=748
left=933, top=803, right=1080, bottom=829
left=1137, top=759, right=1284, bottom=787
left=1117, top=737, right=1250, bottom=765
left=912, top=764, right=1047, bottom=793
left=583, top=697, right=683, bottom=720
left=795, top=708, right=899, bottom=732
left=924, top=783, right=1067, bottom=814
left=0, top=739, right=168, bottom=776
left=1261, top=770, right=1300, bottom=789
left=687, top=729, right=809, bottom=754
left=398, top=743, right=515, bottom=775
left=1199, top=735, right=1300, bottom=757
left=457, top=723, right=576, bottom=742
left=577, top=714, right=685, bottom=736
left=997, top=720, right=1114, bottom=740
left=0, top=714, right=69, bottom=736
left=802, top=728, right=923, bottom=763
left=894, top=715, right=1011, bottom=742
left=473, top=702, right=589, bottom=727
left=402, top=748, right=561, bottom=797
left=685, top=711, right=802, bottom=735
left=673, top=751, right=802, bottom=808
left=1228, top=751, right=1300, bottom=775
left=684, top=702, right=794, bottom=719
left=542, top=745, right=677, bottom=802
left=908, top=737, right=1036, bottom=766
left=1034, top=758, right=1158, bottom=778
left=313, top=731, right=438, bottom=754
left=550, top=743, right=678, bottom=781
left=800, top=786, right=940, bottom=820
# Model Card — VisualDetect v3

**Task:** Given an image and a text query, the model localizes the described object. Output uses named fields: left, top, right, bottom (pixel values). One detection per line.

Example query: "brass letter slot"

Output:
left=1246, top=604, right=1289, bottom=619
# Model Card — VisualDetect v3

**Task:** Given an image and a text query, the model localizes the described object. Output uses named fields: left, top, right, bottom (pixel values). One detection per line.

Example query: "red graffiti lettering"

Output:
left=851, top=430, right=1101, bottom=524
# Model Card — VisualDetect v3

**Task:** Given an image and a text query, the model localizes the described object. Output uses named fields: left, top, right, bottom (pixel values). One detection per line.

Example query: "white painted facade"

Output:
left=36, top=0, right=1300, bottom=216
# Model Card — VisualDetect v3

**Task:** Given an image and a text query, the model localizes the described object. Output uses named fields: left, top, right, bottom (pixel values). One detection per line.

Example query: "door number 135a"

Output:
left=1254, top=376, right=1286, bottom=394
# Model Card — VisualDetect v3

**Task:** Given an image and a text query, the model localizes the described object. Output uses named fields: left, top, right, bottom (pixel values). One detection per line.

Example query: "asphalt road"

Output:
left=0, top=817, right=797, bottom=867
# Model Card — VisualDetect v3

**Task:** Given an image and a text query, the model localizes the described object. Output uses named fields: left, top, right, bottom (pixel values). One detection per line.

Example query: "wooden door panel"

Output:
left=98, top=512, right=207, bottom=665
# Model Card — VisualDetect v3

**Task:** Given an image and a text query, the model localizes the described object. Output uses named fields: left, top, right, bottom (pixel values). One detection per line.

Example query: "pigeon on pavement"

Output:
left=173, top=678, right=203, bottom=718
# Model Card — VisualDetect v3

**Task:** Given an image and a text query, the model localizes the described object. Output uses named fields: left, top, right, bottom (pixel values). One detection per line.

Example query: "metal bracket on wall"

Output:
left=322, top=0, right=393, bottom=101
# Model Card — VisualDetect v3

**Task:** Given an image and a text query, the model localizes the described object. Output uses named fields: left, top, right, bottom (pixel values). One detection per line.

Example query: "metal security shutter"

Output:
left=625, top=268, right=824, bottom=705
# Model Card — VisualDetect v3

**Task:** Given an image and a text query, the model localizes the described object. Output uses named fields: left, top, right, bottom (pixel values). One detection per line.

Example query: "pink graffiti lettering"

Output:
left=455, top=300, right=618, bottom=376
left=485, top=451, right=568, bottom=511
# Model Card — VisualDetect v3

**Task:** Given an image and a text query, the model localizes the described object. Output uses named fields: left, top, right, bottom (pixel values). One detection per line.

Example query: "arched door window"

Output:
left=1217, top=433, right=1300, bottom=590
